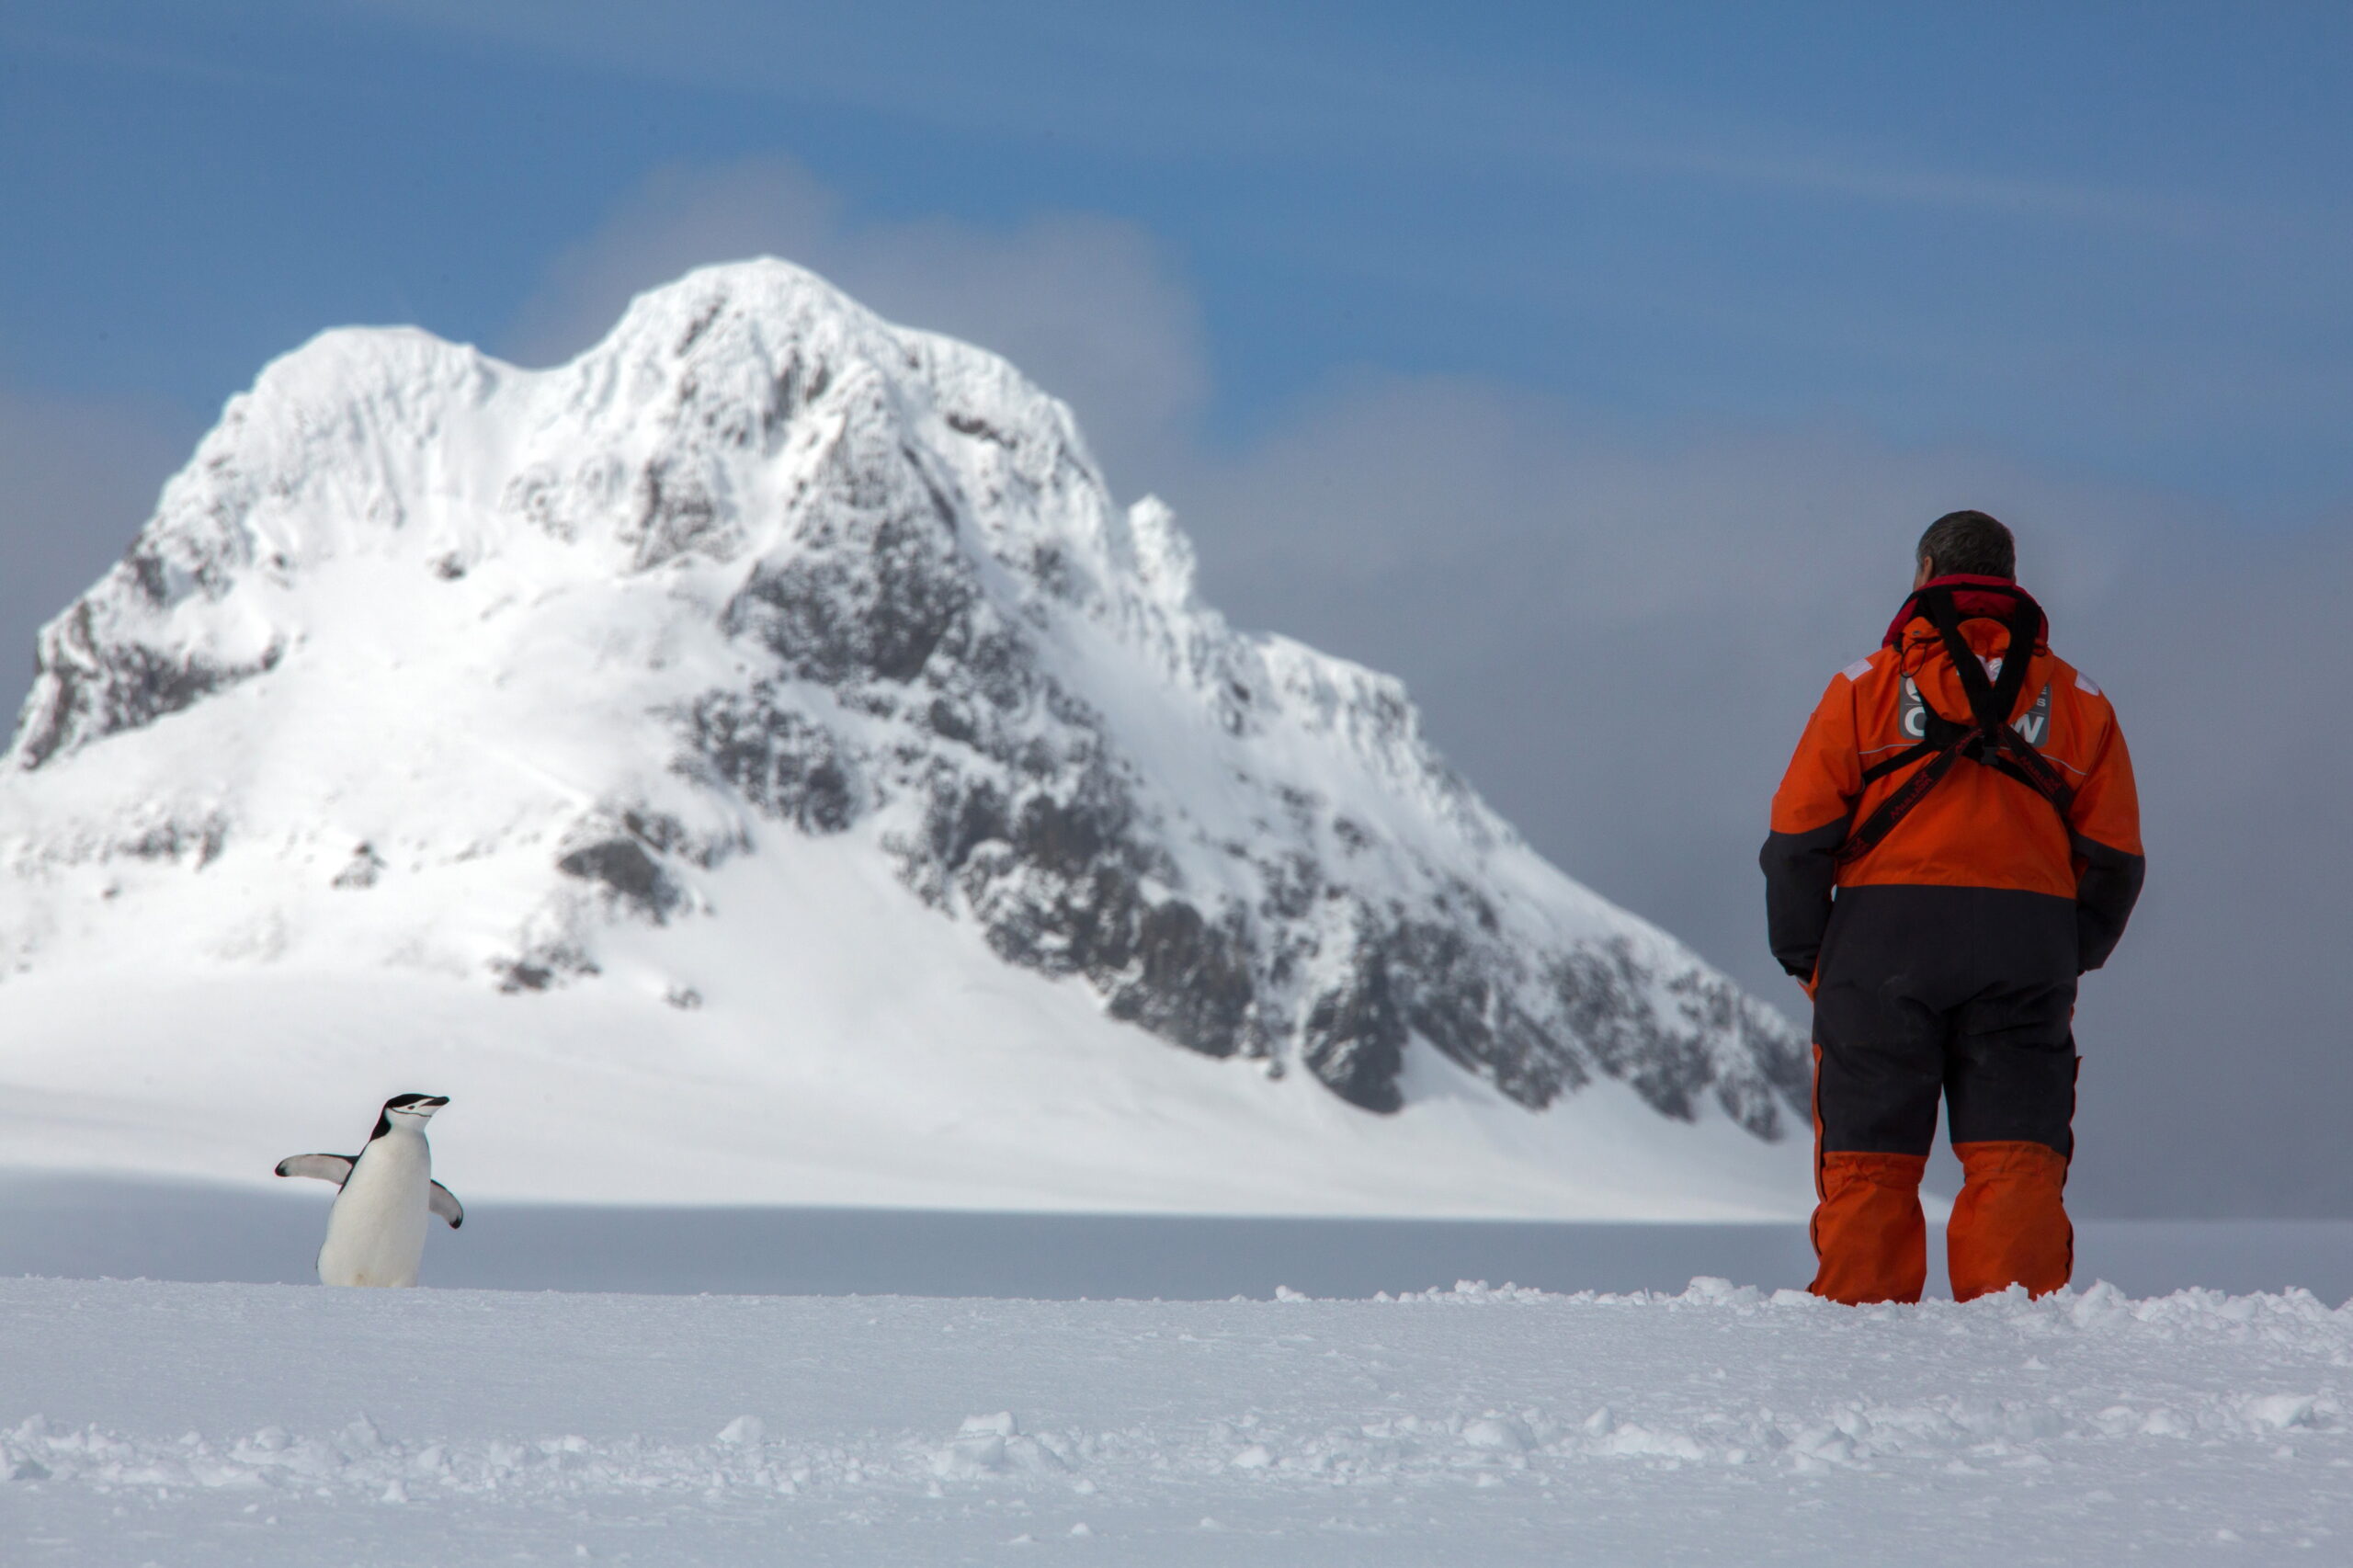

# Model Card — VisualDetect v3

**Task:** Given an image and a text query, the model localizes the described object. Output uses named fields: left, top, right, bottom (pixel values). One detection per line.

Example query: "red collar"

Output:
left=1881, top=575, right=2047, bottom=649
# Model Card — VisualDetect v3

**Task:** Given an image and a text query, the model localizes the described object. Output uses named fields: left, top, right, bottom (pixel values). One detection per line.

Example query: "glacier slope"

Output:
left=0, top=833, right=1803, bottom=1215
left=0, top=258, right=1807, bottom=1212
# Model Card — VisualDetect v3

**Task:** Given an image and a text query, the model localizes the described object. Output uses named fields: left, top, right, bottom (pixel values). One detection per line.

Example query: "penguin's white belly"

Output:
left=318, top=1131, right=432, bottom=1287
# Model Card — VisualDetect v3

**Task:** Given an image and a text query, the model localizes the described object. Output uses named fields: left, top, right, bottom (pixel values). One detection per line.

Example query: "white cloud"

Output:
left=362, top=1, right=2219, bottom=237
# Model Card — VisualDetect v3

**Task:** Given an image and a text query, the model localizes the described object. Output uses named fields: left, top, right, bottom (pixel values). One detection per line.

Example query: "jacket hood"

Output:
left=1881, top=574, right=2049, bottom=651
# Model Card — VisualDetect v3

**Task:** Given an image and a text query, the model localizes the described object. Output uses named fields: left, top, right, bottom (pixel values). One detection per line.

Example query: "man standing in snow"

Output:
left=1760, top=511, right=2143, bottom=1304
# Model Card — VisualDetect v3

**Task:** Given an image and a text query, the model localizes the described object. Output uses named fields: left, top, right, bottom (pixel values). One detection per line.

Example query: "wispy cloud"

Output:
left=354, top=0, right=2228, bottom=239
left=1546, top=133, right=2213, bottom=233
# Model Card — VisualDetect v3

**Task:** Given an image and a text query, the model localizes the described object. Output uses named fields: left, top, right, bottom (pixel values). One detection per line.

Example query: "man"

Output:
left=1761, top=511, right=2143, bottom=1304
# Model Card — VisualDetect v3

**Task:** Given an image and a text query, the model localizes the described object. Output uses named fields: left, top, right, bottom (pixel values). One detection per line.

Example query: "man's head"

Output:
left=1914, top=510, right=2015, bottom=587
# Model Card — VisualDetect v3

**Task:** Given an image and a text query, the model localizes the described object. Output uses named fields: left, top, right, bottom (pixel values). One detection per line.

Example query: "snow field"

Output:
left=0, top=953, right=1811, bottom=1217
left=5, top=1276, right=2349, bottom=1563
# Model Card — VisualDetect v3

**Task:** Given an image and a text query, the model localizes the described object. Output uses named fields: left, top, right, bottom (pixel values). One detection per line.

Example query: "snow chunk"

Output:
left=1461, top=1415, right=1532, bottom=1451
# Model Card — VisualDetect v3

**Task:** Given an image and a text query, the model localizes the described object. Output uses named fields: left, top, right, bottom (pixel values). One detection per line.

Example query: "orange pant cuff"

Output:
left=1949, top=1140, right=2072, bottom=1301
left=1810, top=1151, right=1928, bottom=1305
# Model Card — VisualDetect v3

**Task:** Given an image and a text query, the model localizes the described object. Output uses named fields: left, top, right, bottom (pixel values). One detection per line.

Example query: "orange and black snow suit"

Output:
left=1761, top=575, right=2143, bottom=1305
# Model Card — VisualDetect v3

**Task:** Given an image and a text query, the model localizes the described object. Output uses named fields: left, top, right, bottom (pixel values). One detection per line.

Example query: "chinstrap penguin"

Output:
left=276, top=1094, right=463, bottom=1287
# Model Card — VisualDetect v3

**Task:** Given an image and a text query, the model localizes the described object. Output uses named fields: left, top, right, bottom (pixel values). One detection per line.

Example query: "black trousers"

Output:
left=1813, top=885, right=2078, bottom=1157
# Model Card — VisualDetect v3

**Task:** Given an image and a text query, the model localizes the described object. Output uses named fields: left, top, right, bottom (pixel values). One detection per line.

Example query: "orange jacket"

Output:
left=1763, top=578, right=2143, bottom=981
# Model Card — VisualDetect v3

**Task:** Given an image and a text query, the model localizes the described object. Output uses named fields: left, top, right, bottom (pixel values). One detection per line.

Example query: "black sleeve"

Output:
left=2072, top=834, right=2145, bottom=972
left=1761, top=820, right=1848, bottom=981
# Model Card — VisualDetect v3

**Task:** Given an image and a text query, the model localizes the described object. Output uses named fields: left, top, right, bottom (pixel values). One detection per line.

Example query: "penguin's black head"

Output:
left=371, top=1094, right=450, bottom=1139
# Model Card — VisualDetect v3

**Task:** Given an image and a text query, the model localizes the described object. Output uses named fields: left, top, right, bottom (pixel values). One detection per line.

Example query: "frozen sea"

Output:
left=4, top=1174, right=2348, bottom=1301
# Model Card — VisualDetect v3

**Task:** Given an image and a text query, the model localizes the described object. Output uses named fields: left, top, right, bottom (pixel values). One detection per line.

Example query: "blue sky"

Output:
left=7, top=1, right=2351, bottom=505
left=4, top=2, right=2351, bottom=1215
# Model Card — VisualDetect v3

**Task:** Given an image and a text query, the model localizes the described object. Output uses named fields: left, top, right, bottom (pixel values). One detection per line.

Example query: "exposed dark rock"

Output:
left=16, top=603, right=282, bottom=771
left=119, top=816, right=230, bottom=868
left=1733, top=1005, right=1810, bottom=1136
left=499, top=960, right=556, bottom=993
left=926, top=778, right=1009, bottom=871
left=1106, top=900, right=1260, bottom=1059
left=680, top=689, right=857, bottom=835
left=674, top=299, right=724, bottom=357
left=556, top=837, right=683, bottom=922
left=631, top=459, right=733, bottom=568
left=722, top=503, right=972, bottom=686
left=332, top=843, right=387, bottom=890
left=494, top=945, right=599, bottom=994
left=1260, top=851, right=1321, bottom=922
left=945, top=411, right=1014, bottom=447
left=1543, top=940, right=1790, bottom=1134
left=1302, top=944, right=1407, bottom=1113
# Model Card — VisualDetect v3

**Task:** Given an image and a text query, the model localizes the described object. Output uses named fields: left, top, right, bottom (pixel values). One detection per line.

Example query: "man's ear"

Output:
left=1913, top=554, right=1935, bottom=589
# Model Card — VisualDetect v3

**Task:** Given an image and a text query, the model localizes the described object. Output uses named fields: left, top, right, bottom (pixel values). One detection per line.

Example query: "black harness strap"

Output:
left=1935, top=589, right=2076, bottom=814
left=1860, top=739, right=1936, bottom=784
left=1835, top=585, right=2075, bottom=867
left=1836, top=740, right=1969, bottom=865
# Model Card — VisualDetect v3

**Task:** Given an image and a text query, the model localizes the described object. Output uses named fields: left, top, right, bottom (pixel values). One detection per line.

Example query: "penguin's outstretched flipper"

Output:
left=428, top=1181, right=464, bottom=1230
left=277, top=1153, right=357, bottom=1186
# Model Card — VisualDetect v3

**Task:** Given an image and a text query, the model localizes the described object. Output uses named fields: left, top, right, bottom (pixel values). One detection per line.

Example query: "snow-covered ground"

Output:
left=0, top=951, right=1810, bottom=1218
left=6, top=1274, right=2348, bottom=1565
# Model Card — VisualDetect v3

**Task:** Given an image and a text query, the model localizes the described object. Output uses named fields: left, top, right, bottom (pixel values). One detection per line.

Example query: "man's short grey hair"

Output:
left=1917, top=510, right=2016, bottom=579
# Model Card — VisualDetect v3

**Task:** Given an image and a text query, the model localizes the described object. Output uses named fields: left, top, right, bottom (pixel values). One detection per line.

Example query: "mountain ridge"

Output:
left=0, top=259, right=1808, bottom=1209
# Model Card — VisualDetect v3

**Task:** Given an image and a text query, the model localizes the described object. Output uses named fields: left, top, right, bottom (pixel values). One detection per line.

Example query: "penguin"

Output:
left=275, top=1094, right=463, bottom=1287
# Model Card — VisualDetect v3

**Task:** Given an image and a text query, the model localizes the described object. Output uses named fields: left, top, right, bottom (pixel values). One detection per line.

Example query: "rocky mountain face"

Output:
left=0, top=261, right=1805, bottom=1137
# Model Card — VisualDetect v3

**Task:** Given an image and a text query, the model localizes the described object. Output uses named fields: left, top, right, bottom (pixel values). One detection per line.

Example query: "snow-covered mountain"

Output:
left=0, top=260, right=1809, bottom=1214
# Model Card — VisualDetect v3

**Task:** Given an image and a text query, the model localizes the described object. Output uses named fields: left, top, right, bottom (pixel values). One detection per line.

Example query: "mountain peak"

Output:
left=0, top=256, right=1806, bottom=1210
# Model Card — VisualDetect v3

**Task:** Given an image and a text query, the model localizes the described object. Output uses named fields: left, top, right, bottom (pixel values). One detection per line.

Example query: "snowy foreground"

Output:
left=6, top=1276, right=2349, bottom=1565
